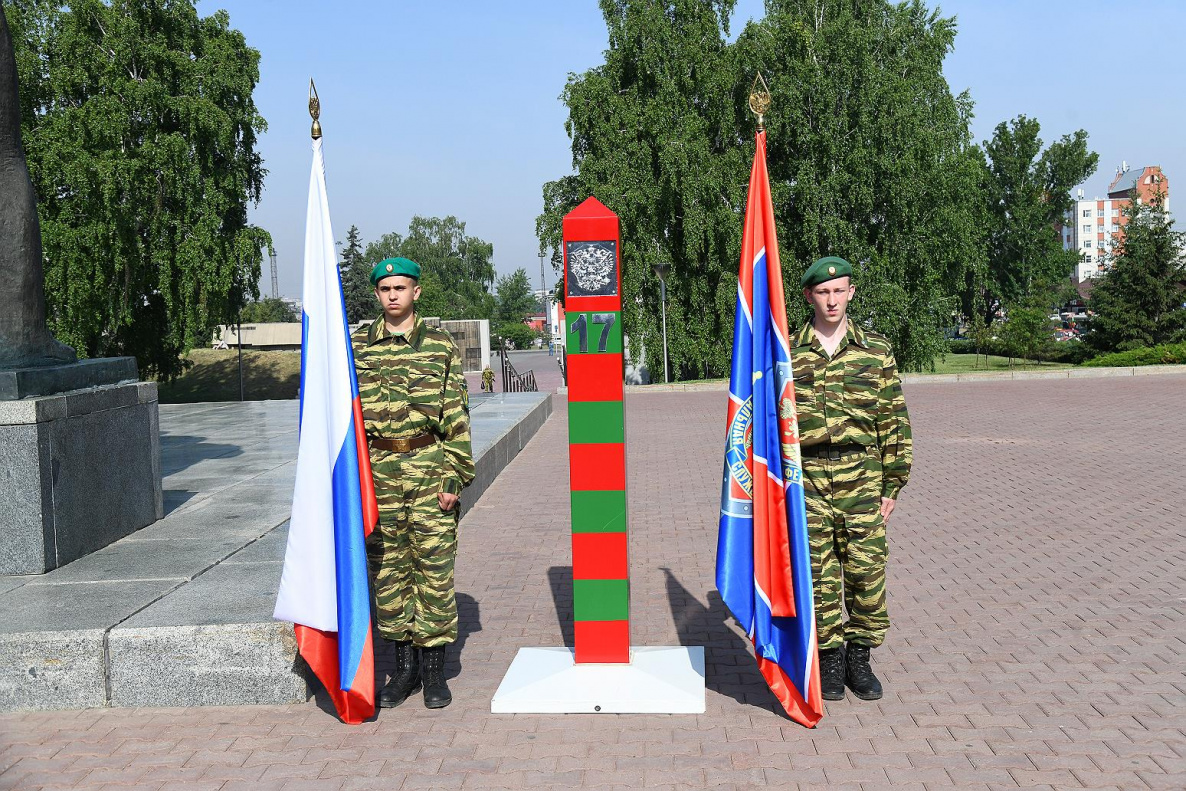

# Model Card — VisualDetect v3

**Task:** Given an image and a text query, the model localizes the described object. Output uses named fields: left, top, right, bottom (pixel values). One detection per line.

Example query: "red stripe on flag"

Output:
left=572, top=532, right=629, bottom=579
left=566, top=354, right=623, bottom=402
left=757, top=653, right=822, bottom=729
left=575, top=620, right=630, bottom=663
left=352, top=397, right=378, bottom=536
left=752, top=458, right=795, bottom=618
left=569, top=443, right=625, bottom=491
left=295, top=624, right=375, bottom=724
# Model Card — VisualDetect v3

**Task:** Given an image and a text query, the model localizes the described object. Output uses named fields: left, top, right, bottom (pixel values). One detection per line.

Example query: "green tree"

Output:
left=1000, top=288, right=1055, bottom=365
left=8, top=0, right=270, bottom=379
left=496, top=322, right=537, bottom=352
left=359, top=217, right=496, bottom=321
left=976, top=115, right=1097, bottom=320
left=745, top=0, right=987, bottom=373
left=494, top=268, right=536, bottom=325
left=338, top=224, right=371, bottom=324
left=1086, top=192, right=1186, bottom=353
left=239, top=297, right=296, bottom=323
left=538, top=0, right=989, bottom=376
left=537, top=0, right=744, bottom=381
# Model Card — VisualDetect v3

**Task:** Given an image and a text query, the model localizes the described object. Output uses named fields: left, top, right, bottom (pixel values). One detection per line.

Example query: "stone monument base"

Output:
left=0, top=375, right=163, bottom=574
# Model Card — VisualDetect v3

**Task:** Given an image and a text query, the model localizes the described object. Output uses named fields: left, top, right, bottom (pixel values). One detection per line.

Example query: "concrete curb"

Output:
left=555, top=365, right=1186, bottom=394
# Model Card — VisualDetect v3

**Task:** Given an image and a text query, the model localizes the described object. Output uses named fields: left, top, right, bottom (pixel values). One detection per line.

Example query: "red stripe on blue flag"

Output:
left=715, top=130, right=823, bottom=728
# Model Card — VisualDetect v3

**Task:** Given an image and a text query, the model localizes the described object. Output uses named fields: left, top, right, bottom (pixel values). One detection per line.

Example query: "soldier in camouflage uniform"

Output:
left=352, top=256, right=474, bottom=710
left=792, top=256, right=912, bottom=702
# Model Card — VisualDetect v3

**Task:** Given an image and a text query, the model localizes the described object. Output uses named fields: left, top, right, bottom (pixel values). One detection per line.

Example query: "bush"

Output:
left=1082, top=343, right=1186, bottom=368
left=497, top=322, right=537, bottom=351
left=948, top=337, right=1093, bottom=364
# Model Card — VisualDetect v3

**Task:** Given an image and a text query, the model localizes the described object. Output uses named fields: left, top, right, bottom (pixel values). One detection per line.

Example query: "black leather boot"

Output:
left=819, top=647, right=846, bottom=701
left=378, top=641, right=420, bottom=708
left=420, top=646, right=452, bottom=709
left=844, top=643, right=883, bottom=700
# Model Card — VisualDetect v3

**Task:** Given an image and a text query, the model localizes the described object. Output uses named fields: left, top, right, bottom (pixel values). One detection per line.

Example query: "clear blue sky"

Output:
left=194, top=0, right=1184, bottom=300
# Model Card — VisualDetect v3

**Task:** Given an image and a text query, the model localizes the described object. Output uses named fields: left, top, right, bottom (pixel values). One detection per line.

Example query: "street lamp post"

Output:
left=653, top=262, right=670, bottom=384
left=539, top=250, right=549, bottom=353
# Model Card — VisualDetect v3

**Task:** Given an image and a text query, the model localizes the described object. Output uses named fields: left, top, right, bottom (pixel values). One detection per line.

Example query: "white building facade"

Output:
left=1063, top=193, right=1123, bottom=282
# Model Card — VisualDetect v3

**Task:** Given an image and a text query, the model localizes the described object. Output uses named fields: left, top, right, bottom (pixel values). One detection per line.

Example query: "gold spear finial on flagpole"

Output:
left=748, top=72, right=771, bottom=131
left=309, top=79, right=322, bottom=139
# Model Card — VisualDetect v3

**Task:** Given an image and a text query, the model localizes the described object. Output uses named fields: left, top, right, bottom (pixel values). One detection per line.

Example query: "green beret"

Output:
left=800, top=256, right=853, bottom=289
left=369, top=257, right=421, bottom=286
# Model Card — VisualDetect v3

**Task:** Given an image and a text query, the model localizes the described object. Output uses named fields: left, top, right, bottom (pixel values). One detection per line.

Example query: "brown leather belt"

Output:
left=367, top=432, right=437, bottom=453
left=801, top=443, right=867, bottom=460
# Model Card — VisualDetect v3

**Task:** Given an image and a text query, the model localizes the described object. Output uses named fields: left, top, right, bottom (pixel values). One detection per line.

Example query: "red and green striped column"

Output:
left=563, top=197, right=629, bottom=664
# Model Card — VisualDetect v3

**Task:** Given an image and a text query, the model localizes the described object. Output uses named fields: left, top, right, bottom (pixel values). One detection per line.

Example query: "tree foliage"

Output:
left=239, top=297, right=296, bottom=323
left=538, top=0, right=995, bottom=376
left=975, top=115, right=1097, bottom=320
left=538, top=0, right=744, bottom=380
left=494, top=267, right=536, bottom=325
left=338, top=224, right=372, bottom=324
left=353, top=216, right=496, bottom=322
left=8, top=0, right=269, bottom=379
left=1086, top=192, right=1186, bottom=353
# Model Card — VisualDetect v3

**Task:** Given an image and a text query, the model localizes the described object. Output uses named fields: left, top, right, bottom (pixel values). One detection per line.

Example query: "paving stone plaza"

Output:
left=1, top=373, right=1185, bottom=790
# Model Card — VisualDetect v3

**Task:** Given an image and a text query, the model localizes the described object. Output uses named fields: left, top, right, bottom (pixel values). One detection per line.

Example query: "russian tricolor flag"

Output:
left=273, top=134, right=379, bottom=724
left=716, top=129, right=823, bottom=728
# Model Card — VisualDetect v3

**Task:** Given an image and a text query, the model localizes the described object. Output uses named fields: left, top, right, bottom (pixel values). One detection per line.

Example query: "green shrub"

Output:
left=1082, top=343, right=1186, bottom=367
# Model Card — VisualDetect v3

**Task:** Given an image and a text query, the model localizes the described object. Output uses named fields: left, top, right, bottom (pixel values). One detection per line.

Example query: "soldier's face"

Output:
left=803, top=278, right=855, bottom=325
left=374, top=276, right=420, bottom=321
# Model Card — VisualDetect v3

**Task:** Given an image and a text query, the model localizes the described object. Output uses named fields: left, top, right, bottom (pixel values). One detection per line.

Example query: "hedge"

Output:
left=1081, top=343, right=1186, bottom=368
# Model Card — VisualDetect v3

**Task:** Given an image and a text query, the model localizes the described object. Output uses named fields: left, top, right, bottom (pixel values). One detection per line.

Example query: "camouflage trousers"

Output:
left=802, top=448, right=889, bottom=651
left=366, top=443, right=459, bottom=648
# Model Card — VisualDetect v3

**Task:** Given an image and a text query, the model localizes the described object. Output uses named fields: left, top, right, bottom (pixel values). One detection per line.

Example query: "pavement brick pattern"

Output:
left=2, top=375, right=1184, bottom=790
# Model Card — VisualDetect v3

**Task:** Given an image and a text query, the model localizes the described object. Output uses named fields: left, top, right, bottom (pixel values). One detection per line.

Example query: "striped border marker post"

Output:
left=489, top=196, right=704, bottom=714
left=563, top=197, right=629, bottom=664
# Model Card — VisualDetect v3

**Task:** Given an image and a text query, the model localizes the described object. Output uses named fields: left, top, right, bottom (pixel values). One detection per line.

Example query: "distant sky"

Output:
left=194, top=1, right=1185, bottom=299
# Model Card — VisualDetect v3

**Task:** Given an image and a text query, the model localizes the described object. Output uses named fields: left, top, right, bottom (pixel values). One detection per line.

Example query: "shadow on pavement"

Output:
left=159, top=435, right=244, bottom=476
left=660, top=567, right=789, bottom=719
left=546, top=566, right=575, bottom=648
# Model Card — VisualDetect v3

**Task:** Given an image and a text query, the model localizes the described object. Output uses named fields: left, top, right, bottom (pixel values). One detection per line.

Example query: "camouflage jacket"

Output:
left=351, top=314, right=475, bottom=496
left=790, top=319, right=912, bottom=499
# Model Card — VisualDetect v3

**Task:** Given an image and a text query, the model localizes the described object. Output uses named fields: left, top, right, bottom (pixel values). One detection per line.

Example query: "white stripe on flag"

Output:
left=273, top=138, right=355, bottom=632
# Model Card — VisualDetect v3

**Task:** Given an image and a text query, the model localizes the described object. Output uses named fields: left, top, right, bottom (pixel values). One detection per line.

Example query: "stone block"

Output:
left=25, top=535, right=247, bottom=585
left=0, top=578, right=183, bottom=634
left=0, top=423, right=52, bottom=574
left=225, top=523, right=289, bottom=564
left=108, top=561, right=309, bottom=707
left=45, top=401, right=163, bottom=568
left=0, top=381, right=162, bottom=574
left=0, top=357, right=137, bottom=400
left=0, top=630, right=107, bottom=711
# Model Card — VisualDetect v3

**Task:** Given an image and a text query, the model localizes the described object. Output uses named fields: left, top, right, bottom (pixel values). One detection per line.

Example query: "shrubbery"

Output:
left=946, top=338, right=1093, bottom=364
left=1081, top=343, right=1186, bottom=368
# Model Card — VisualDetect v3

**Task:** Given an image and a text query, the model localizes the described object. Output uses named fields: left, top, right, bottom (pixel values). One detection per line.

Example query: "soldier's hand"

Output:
left=438, top=492, right=459, bottom=512
left=879, top=497, right=895, bottom=523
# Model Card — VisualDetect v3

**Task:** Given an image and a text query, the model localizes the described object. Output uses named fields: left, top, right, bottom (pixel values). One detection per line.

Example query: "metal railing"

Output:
left=499, top=341, right=538, bottom=393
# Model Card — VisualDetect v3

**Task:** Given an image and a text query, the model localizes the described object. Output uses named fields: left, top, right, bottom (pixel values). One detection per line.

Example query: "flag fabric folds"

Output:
left=716, top=130, right=824, bottom=728
left=273, top=136, right=380, bottom=725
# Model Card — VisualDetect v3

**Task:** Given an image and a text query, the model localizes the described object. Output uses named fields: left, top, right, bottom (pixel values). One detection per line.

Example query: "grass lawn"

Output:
left=927, top=354, right=1072, bottom=375
left=156, top=349, right=301, bottom=403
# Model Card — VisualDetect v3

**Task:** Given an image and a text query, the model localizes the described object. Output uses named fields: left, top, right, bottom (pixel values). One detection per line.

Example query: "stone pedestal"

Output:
left=0, top=373, right=163, bottom=574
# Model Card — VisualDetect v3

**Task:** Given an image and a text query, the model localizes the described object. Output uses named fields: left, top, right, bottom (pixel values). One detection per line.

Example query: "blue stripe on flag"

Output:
left=331, top=413, right=370, bottom=690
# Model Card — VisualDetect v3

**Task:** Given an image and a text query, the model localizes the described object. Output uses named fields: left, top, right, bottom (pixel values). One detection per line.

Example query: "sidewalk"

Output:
left=1, top=374, right=1183, bottom=790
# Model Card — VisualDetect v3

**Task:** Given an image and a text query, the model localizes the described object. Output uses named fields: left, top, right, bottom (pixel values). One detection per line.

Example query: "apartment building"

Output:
left=1063, top=163, right=1169, bottom=282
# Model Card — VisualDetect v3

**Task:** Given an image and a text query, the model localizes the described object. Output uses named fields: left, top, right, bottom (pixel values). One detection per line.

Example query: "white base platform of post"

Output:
left=490, top=646, right=705, bottom=714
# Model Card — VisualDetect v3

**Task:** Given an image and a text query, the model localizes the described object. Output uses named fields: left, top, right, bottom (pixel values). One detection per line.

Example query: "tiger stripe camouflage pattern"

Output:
left=791, top=319, right=912, bottom=651
left=352, top=314, right=475, bottom=647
